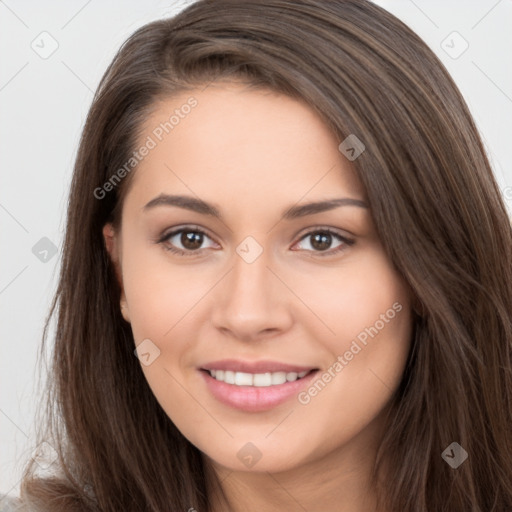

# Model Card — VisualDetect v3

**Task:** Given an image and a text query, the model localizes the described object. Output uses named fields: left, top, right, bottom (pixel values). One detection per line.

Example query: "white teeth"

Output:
left=271, top=371, right=287, bottom=385
left=286, top=372, right=298, bottom=382
left=253, top=373, right=272, bottom=387
left=235, top=372, right=253, bottom=386
left=207, top=369, right=311, bottom=386
left=224, top=370, right=235, bottom=384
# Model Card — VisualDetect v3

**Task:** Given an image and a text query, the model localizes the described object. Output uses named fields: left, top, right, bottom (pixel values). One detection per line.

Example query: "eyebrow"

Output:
left=142, top=194, right=368, bottom=220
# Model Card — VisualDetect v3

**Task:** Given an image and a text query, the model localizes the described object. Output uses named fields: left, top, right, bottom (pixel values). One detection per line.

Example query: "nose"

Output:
left=211, top=246, right=293, bottom=342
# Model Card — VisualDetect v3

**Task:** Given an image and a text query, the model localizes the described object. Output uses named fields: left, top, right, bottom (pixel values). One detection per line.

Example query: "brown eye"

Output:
left=180, top=231, right=204, bottom=250
left=159, top=226, right=217, bottom=256
left=310, top=232, right=333, bottom=251
left=294, top=228, right=354, bottom=256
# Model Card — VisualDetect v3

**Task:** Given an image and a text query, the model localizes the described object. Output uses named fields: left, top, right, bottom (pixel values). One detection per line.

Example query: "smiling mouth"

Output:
left=200, top=368, right=317, bottom=387
left=199, top=366, right=320, bottom=412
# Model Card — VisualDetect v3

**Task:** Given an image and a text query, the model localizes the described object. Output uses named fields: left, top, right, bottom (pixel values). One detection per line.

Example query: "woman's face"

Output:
left=104, top=82, right=413, bottom=474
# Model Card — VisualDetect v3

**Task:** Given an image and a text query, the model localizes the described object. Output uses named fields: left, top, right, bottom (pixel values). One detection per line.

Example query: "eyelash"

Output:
left=157, top=225, right=355, bottom=258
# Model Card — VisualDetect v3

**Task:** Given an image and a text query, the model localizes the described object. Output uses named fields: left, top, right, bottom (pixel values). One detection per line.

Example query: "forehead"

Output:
left=124, top=82, right=366, bottom=213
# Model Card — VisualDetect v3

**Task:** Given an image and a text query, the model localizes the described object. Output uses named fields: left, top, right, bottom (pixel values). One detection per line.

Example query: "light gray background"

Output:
left=1, top=0, right=511, bottom=497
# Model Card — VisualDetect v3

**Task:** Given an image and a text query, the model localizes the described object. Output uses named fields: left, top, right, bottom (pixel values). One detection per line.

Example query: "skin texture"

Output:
left=103, top=82, right=413, bottom=511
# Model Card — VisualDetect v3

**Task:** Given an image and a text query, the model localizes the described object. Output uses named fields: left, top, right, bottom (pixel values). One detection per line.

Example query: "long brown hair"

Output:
left=19, top=1, right=512, bottom=510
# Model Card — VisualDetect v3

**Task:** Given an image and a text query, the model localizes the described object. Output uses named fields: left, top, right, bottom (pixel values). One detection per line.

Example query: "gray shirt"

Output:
left=0, top=495, right=24, bottom=512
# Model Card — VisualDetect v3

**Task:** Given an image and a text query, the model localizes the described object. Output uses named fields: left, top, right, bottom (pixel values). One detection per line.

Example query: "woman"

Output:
left=10, top=0, right=512, bottom=510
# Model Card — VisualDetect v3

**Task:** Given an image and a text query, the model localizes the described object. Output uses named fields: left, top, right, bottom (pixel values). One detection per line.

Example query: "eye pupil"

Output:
left=311, top=232, right=332, bottom=251
left=182, top=231, right=203, bottom=250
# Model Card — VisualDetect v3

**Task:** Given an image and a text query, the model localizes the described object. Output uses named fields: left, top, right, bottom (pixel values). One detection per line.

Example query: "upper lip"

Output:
left=200, top=359, right=318, bottom=374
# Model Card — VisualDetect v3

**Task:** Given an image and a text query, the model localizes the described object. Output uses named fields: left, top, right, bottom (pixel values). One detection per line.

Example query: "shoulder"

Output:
left=0, top=494, right=26, bottom=512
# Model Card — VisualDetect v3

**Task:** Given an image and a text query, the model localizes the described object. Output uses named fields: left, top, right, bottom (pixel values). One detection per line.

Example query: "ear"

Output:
left=103, top=223, right=130, bottom=323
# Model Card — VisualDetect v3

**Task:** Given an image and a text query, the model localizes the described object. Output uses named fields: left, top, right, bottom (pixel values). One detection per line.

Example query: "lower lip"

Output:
left=199, top=369, right=318, bottom=412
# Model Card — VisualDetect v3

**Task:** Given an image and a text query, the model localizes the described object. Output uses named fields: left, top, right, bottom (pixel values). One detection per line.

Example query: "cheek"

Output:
left=294, top=250, right=413, bottom=424
left=295, top=248, right=411, bottom=348
left=121, top=241, right=211, bottom=341
left=121, top=248, right=209, bottom=437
